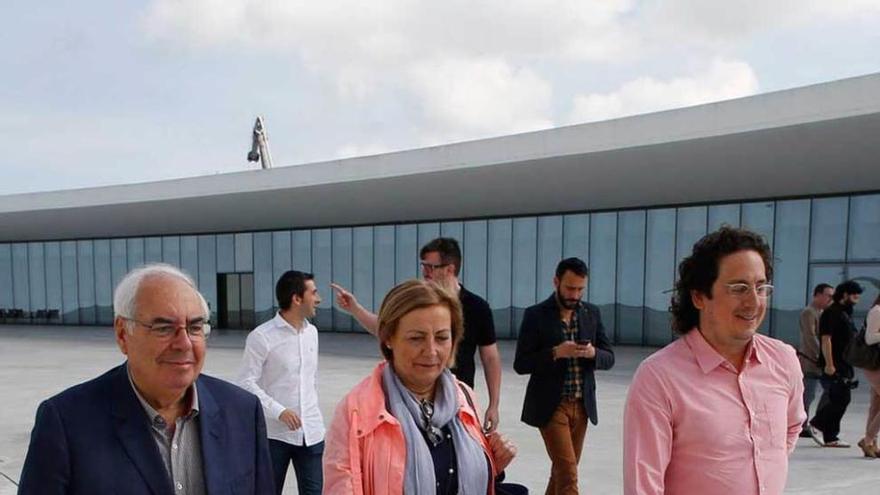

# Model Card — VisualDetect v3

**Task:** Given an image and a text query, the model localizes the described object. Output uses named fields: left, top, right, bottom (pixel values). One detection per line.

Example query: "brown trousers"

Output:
left=538, top=398, right=588, bottom=495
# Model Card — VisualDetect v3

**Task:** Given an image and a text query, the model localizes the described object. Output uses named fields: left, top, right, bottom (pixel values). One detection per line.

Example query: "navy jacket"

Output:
left=513, top=295, right=615, bottom=428
left=18, top=363, right=275, bottom=495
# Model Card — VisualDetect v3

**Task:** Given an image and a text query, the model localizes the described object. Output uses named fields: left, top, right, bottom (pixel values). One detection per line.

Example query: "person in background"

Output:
left=798, top=283, right=834, bottom=437
left=858, top=293, right=880, bottom=457
left=808, top=280, right=864, bottom=448
left=514, top=257, right=614, bottom=495
left=238, top=270, right=326, bottom=495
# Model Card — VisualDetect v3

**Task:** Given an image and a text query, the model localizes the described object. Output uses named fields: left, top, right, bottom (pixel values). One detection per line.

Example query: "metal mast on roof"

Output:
left=247, top=116, right=273, bottom=169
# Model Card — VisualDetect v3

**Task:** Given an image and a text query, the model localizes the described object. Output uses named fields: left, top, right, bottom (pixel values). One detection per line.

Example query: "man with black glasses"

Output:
left=19, top=264, right=274, bottom=494
left=808, top=280, right=864, bottom=448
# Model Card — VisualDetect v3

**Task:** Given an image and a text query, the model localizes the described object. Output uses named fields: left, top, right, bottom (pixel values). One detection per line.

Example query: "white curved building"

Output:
left=1, top=73, right=879, bottom=345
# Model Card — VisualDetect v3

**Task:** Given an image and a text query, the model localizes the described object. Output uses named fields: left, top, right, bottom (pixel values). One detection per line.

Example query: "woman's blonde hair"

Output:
left=377, top=279, right=463, bottom=367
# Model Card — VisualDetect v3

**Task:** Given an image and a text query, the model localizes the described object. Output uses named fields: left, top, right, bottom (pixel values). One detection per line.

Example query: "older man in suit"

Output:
left=18, top=263, right=274, bottom=495
left=514, top=257, right=615, bottom=495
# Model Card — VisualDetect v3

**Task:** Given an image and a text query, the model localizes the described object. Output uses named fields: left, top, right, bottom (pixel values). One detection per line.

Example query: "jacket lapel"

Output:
left=110, top=364, right=173, bottom=495
left=541, top=295, right=566, bottom=346
left=197, top=378, right=227, bottom=493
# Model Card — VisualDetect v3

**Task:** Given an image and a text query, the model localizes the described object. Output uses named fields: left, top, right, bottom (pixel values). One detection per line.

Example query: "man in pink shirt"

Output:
left=623, top=227, right=805, bottom=495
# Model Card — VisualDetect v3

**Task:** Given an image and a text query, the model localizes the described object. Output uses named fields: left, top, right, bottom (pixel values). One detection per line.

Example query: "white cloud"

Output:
left=568, top=58, right=759, bottom=124
left=140, top=0, right=637, bottom=140
left=408, top=57, right=554, bottom=141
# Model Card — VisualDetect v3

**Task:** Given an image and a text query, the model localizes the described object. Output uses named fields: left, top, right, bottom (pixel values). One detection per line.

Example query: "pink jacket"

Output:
left=323, top=362, right=497, bottom=495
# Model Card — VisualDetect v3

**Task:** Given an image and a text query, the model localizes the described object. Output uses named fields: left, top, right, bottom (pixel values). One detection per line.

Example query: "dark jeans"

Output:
left=268, top=439, right=324, bottom=495
left=810, top=376, right=852, bottom=443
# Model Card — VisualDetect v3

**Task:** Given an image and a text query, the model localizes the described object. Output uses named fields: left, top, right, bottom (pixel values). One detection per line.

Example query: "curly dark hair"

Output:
left=670, top=226, right=773, bottom=334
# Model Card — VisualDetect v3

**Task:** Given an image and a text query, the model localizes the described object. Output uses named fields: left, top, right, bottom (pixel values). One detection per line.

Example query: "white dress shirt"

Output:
left=237, top=312, right=325, bottom=446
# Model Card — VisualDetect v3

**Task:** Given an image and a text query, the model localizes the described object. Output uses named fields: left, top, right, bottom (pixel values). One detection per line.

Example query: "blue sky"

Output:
left=2, top=0, right=879, bottom=195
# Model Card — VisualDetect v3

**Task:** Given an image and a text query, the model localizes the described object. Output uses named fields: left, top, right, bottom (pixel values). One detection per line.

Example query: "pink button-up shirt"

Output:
left=623, top=330, right=805, bottom=495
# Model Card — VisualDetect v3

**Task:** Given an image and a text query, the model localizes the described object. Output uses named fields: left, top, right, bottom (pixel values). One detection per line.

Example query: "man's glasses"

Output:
left=420, top=262, right=449, bottom=272
left=723, top=283, right=774, bottom=298
left=122, top=317, right=211, bottom=340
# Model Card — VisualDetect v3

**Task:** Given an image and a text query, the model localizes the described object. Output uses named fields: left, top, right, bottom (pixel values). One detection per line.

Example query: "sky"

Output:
left=2, top=0, right=879, bottom=195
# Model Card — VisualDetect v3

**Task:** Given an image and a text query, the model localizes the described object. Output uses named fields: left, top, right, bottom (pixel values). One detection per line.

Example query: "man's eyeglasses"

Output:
left=122, top=317, right=211, bottom=340
left=723, top=283, right=774, bottom=298
left=420, top=262, right=449, bottom=272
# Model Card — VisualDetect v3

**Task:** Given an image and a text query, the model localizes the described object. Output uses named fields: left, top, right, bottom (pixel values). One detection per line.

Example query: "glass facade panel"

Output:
left=589, top=212, right=617, bottom=339
left=418, top=223, right=440, bottom=252
left=0, top=245, right=11, bottom=311
left=512, top=217, right=537, bottom=332
left=708, top=204, right=740, bottom=230
left=127, top=238, right=144, bottom=269
left=45, top=242, right=61, bottom=322
left=644, top=209, right=676, bottom=345
left=374, top=226, right=396, bottom=310
left=741, top=201, right=775, bottom=248
left=537, top=216, right=563, bottom=300
left=463, top=220, right=488, bottom=297
left=353, top=226, right=374, bottom=315
left=850, top=265, right=880, bottom=324
left=77, top=240, right=96, bottom=324
left=61, top=241, right=79, bottom=324
left=488, top=219, right=513, bottom=337
left=292, top=230, right=312, bottom=272
left=234, top=233, right=253, bottom=272
left=675, top=206, right=707, bottom=269
left=331, top=228, right=353, bottom=331
left=145, top=237, right=162, bottom=263
left=12, top=244, right=30, bottom=312
left=216, top=234, right=235, bottom=273
left=28, top=243, right=46, bottom=314
left=111, top=239, right=127, bottom=289
left=312, top=229, right=332, bottom=329
left=162, top=236, right=181, bottom=267
left=272, top=232, right=292, bottom=286
left=253, top=232, right=273, bottom=324
left=180, top=236, right=199, bottom=286
left=197, top=235, right=217, bottom=320
left=441, top=222, right=464, bottom=242
left=563, top=214, right=589, bottom=262
left=771, top=200, right=810, bottom=342
left=848, top=194, right=880, bottom=261
left=94, top=240, right=112, bottom=324
left=616, top=211, right=645, bottom=344
left=395, top=224, right=418, bottom=282
left=810, top=197, right=847, bottom=261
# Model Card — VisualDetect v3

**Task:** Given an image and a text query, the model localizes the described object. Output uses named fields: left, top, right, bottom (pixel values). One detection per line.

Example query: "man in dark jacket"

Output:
left=18, top=264, right=274, bottom=495
left=514, top=257, right=614, bottom=495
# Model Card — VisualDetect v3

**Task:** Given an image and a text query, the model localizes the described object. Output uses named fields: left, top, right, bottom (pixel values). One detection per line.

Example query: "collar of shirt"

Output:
left=684, top=328, right=764, bottom=374
left=126, top=364, right=200, bottom=426
left=273, top=312, right=309, bottom=334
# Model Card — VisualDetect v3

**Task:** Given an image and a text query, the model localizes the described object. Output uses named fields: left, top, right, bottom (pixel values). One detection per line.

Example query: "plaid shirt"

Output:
left=561, top=312, right=584, bottom=399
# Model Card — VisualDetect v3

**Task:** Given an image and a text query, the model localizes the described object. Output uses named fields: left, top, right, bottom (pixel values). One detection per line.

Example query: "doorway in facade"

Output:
left=217, top=273, right=255, bottom=330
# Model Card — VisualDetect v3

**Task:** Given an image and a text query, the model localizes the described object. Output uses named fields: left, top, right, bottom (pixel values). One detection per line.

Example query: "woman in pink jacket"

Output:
left=323, top=279, right=517, bottom=494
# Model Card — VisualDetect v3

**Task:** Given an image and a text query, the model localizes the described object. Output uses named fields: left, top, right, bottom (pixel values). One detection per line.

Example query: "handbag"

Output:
left=845, top=323, right=880, bottom=370
left=458, top=383, right=529, bottom=495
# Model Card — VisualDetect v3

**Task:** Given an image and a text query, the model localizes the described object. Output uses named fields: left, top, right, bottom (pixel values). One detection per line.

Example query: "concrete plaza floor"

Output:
left=1, top=325, right=878, bottom=494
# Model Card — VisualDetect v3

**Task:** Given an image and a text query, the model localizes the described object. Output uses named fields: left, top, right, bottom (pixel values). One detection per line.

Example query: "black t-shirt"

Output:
left=818, top=302, right=857, bottom=378
left=450, top=286, right=497, bottom=388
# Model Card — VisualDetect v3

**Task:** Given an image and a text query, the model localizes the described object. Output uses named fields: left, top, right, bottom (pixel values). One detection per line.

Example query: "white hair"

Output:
left=113, top=263, right=209, bottom=327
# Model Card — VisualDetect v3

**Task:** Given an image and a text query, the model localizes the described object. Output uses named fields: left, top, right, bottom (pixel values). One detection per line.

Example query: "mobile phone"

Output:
left=577, top=339, right=591, bottom=346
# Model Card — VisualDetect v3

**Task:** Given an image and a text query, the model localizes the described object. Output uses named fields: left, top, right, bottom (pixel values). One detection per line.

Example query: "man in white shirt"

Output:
left=238, top=270, right=324, bottom=495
